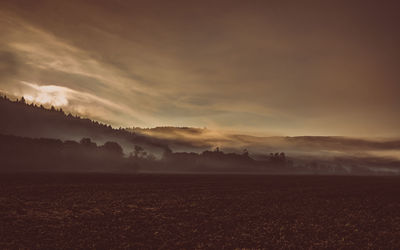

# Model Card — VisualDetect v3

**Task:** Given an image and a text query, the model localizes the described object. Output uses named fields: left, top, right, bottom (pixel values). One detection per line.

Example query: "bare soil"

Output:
left=0, top=174, right=400, bottom=249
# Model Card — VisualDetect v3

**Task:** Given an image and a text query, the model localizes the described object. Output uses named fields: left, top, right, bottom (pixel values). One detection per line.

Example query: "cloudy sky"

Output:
left=1, top=0, right=399, bottom=137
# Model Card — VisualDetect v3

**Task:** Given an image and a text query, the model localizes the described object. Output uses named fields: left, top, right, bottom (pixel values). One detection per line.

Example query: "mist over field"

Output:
left=1, top=96, right=399, bottom=175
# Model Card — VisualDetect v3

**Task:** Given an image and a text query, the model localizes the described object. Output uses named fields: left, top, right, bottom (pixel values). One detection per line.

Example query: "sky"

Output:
left=0, top=0, right=399, bottom=137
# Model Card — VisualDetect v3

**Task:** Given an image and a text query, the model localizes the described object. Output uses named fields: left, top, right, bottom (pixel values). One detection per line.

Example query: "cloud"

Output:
left=0, top=1, right=400, bottom=136
left=18, top=81, right=144, bottom=127
left=22, top=82, right=70, bottom=106
left=21, top=81, right=123, bottom=109
left=0, top=12, right=160, bottom=127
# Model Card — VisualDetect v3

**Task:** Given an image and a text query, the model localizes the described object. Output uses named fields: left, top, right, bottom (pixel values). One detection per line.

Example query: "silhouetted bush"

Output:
left=101, top=141, right=123, bottom=156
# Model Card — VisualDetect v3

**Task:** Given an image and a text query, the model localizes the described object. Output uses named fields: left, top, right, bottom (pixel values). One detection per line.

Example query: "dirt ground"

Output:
left=0, top=173, right=399, bottom=249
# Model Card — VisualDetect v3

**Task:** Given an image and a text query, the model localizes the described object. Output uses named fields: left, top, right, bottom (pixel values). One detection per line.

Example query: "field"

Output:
left=0, top=174, right=400, bottom=249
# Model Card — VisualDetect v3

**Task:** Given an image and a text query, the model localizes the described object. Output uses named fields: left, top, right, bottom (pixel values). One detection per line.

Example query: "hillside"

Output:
left=0, top=96, right=169, bottom=155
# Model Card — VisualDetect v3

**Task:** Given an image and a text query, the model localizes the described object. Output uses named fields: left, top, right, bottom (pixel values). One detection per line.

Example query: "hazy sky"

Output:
left=1, top=0, right=399, bottom=137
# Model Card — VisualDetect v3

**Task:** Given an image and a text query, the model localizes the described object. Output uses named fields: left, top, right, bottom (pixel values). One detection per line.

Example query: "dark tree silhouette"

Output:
left=134, top=145, right=144, bottom=158
left=19, top=97, right=26, bottom=104
left=80, top=138, right=96, bottom=148
left=0, top=134, right=138, bottom=173
left=101, top=141, right=123, bottom=156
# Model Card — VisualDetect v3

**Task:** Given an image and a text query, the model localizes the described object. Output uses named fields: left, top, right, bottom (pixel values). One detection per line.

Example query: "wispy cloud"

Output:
left=21, top=81, right=126, bottom=109
left=22, top=82, right=70, bottom=106
left=1, top=1, right=400, bottom=136
left=19, top=81, right=143, bottom=126
left=0, top=12, right=162, bottom=127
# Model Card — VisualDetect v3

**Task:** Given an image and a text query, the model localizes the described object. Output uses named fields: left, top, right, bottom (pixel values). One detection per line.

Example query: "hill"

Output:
left=0, top=96, right=169, bottom=155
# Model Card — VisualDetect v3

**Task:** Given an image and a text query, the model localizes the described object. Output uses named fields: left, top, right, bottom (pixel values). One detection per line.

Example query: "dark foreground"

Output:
left=0, top=174, right=400, bottom=249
